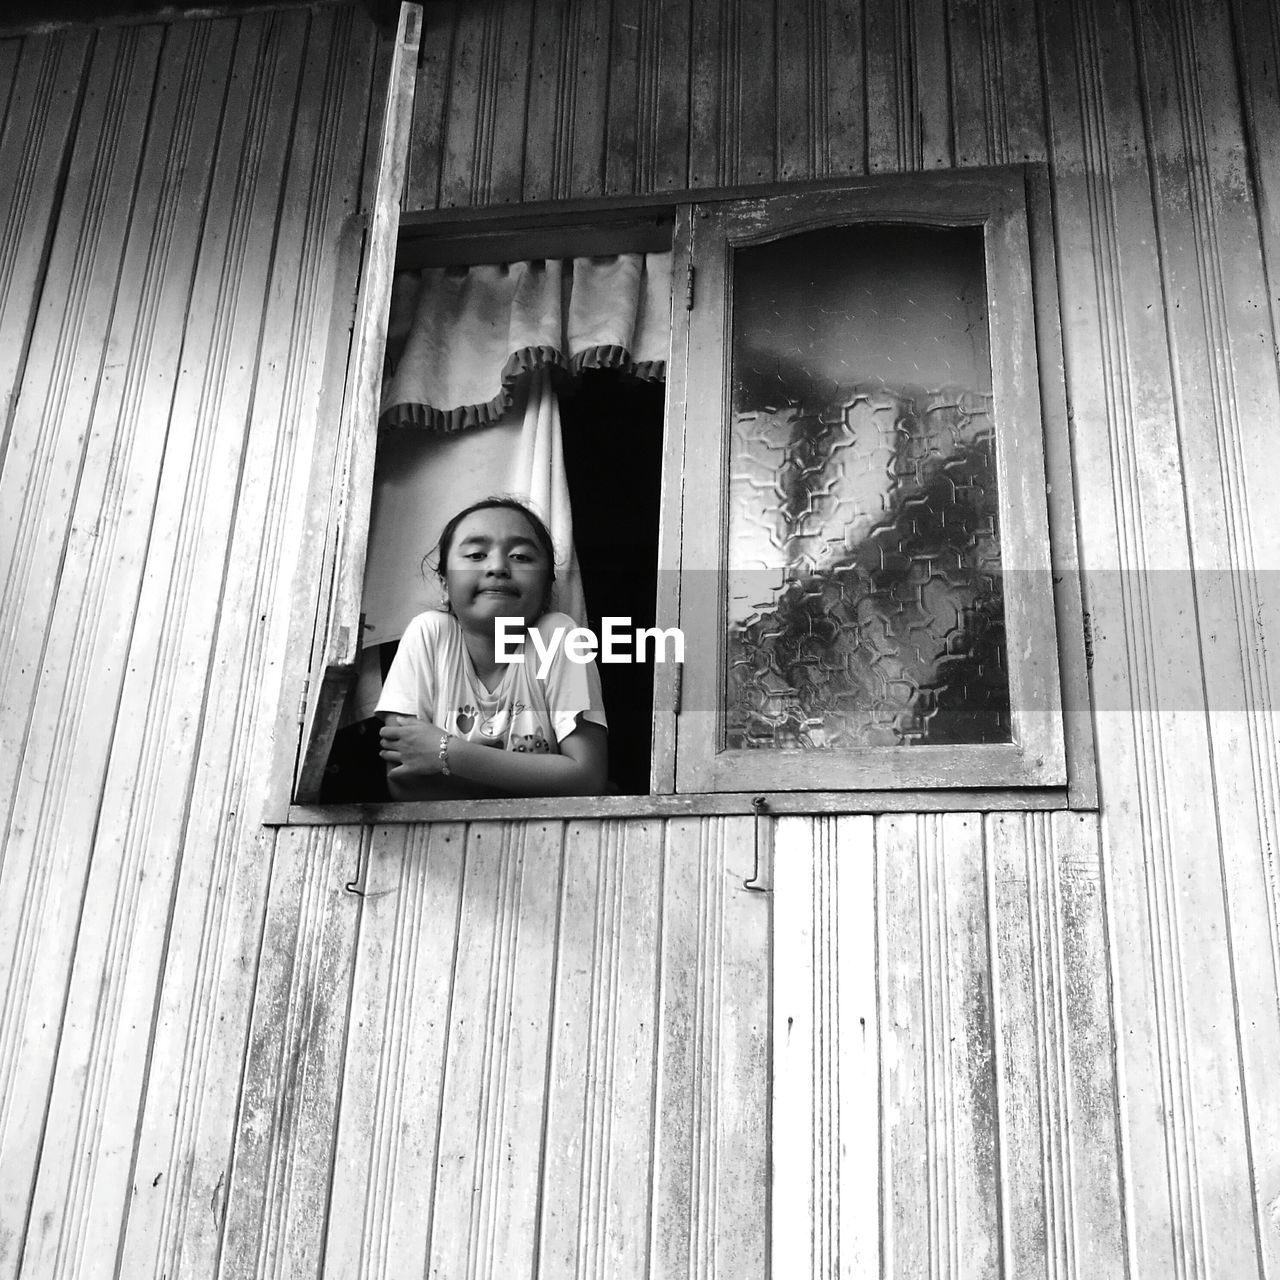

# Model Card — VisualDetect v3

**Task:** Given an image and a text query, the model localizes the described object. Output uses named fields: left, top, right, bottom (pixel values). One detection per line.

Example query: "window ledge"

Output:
left=278, top=787, right=1091, bottom=826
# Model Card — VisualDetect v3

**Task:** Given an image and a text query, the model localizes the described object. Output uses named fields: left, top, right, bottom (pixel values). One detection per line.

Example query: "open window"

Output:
left=288, top=3, right=1091, bottom=812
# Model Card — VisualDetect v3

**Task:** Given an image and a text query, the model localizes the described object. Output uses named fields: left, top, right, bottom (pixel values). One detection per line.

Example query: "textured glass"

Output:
left=725, top=224, right=1011, bottom=749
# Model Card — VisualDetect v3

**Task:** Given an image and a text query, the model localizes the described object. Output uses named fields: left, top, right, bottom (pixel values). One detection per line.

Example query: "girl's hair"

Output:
left=429, top=496, right=557, bottom=616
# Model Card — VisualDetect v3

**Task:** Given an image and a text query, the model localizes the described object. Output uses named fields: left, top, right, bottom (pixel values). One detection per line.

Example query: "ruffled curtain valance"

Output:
left=380, top=251, right=672, bottom=431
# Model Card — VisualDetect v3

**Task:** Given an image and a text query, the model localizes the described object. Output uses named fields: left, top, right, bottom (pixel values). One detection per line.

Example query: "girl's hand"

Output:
left=379, top=715, right=449, bottom=778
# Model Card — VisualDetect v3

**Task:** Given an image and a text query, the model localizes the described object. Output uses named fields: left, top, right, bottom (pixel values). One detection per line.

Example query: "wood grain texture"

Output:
left=604, top=0, right=667, bottom=195
left=425, top=821, right=564, bottom=1277
left=0, top=22, right=158, bottom=820
left=883, top=814, right=1002, bottom=1279
left=9, top=19, right=237, bottom=1280
left=440, top=0, right=533, bottom=207
left=0, top=29, right=92, bottom=470
left=3, top=1, right=1280, bottom=1277
left=537, top=819, right=663, bottom=1277
left=987, top=812, right=1126, bottom=1278
left=772, top=815, right=879, bottom=1279
left=218, top=825, right=364, bottom=1280
left=1229, top=0, right=1280, bottom=402
left=649, top=817, right=768, bottom=1279
left=947, top=0, right=1046, bottom=167
left=1134, top=0, right=1280, bottom=1271
left=323, top=823, right=467, bottom=1278
left=114, top=11, right=377, bottom=1278
left=298, top=1, right=419, bottom=802
left=1040, top=0, right=1259, bottom=1274
left=685, top=0, right=731, bottom=187
left=0, top=26, right=163, bottom=1280
left=405, top=0, right=455, bottom=210
left=522, top=0, right=608, bottom=202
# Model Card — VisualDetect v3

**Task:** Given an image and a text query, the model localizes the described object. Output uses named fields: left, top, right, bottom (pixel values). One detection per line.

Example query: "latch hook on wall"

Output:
left=744, top=795, right=771, bottom=892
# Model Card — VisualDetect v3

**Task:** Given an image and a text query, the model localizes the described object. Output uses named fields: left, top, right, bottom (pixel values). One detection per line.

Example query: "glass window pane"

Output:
left=724, top=223, right=1011, bottom=750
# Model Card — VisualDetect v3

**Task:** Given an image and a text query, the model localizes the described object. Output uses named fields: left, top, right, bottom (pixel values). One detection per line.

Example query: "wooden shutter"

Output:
left=294, top=2, right=422, bottom=802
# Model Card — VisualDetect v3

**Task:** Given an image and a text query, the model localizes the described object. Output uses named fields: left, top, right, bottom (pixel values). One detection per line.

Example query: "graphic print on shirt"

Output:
left=453, top=698, right=551, bottom=752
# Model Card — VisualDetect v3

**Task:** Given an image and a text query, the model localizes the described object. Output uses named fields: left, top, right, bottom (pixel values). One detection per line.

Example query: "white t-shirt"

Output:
left=375, top=610, right=607, bottom=753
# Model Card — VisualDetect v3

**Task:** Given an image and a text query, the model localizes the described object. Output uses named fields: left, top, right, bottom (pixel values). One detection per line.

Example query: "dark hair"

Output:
left=429, top=496, right=557, bottom=615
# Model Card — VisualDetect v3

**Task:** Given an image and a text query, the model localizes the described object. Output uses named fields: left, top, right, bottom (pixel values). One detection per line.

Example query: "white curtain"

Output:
left=352, top=252, right=671, bottom=721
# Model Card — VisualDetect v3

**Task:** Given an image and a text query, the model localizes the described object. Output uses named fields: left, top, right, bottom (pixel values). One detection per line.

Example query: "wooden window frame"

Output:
left=675, top=172, right=1067, bottom=794
left=270, top=7, right=1094, bottom=822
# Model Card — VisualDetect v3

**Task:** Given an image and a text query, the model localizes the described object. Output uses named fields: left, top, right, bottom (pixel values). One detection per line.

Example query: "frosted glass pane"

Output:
left=724, top=224, right=1011, bottom=750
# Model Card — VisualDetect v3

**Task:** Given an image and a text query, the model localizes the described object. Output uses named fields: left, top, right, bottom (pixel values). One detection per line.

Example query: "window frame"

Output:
left=271, top=8, right=1094, bottom=821
left=673, top=172, right=1067, bottom=794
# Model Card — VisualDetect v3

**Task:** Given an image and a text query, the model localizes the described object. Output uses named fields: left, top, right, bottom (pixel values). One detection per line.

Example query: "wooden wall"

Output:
left=1, top=0, right=1279, bottom=1276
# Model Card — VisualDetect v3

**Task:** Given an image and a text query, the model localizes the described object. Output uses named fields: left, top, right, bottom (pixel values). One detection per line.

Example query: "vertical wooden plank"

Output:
left=604, top=0, right=643, bottom=194
left=322, top=823, right=465, bottom=1278
left=0, top=38, right=19, bottom=122
left=878, top=813, right=1000, bottom=1280
left=652, top=0, right=691, bottom=191
left=687, top=0, right=734, bottom=187
left=649, top=817, right=767, bottom=1279
left=912, top=0, right=951, bottom=169
left=440, top=0, right=533, bottom=207
left=439, top=0, right=498, bottom=206
left=7, top=19, right=237, bottom=1280
left=1038, top=0, right=1256, bottom=1273
left=519, top=0, right=564, bottom=201
left=1135, top=0, right=1280, bottom=1271
left=824, top=0, right=866, bottom=177
left=996, top=0, right=1048, bottom=162
left=1228, top=0, right=1280, bottom=401
left=0, top=22, right=160, bottom=822
left=537, top=819, right=663, bottom=1277
left=772, top=816, right=817, bottom=1275
left=0, top=29, right=93, bottom=467
left=0, top=26, right=163, bottom=1280
left=406, top=0, right=457, bottom=211
left=987, top=812, right=1126, bottom=1278
left=425, top=821, right=564, bottom=1277
left=878, top=812, right=926, bottom=1279
left=115, top=9, right=377, bottom=1278
left=947, top=0, right=1004, bottom=167
left=865, top=0, right=916, bottom=171
left=522, top=0, right=608, bottom=203
left=777, top=0, right=825, bottom=182
left=735, top=0, right=776, bottom=184
left=564, top=0, right=609, bottom=199
left=772, top=815, right=879, bottom=1279
left=1048, top=812, right=1129, bottom=1278
left=1229, top=0, right=1280, bottom=382
left=947, top=0, right=1050, bottom=168
left=602, top=0, right=690, bottom=195
left=864, top=0, right=951, bottom=172
left=217, top=825, right=363, bottom=1280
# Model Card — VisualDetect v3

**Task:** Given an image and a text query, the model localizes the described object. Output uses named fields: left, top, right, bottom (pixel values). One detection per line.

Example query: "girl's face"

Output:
left=443, top=507, right=552, bottom=632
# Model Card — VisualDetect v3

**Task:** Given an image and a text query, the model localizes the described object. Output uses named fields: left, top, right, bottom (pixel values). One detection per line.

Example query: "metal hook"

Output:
left=744, top=795, right=769, bottom=892
left=344, top=833, right=369, bottom=897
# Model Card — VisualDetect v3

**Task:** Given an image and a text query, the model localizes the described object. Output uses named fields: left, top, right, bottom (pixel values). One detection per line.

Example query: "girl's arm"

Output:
left=380, top=713, right=608, bottom=799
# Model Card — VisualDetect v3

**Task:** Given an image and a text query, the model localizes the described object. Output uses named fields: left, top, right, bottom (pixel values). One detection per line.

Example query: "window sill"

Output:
left=276, top=786, right=1091, bottom=826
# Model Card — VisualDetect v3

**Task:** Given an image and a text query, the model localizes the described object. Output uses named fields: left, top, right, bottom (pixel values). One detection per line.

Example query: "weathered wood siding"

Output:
left=1, top=0, right=1278, bottom=1275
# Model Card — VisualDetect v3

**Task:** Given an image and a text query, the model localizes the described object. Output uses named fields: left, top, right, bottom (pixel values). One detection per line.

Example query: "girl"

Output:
left=376, top=497, right=608, bottom=799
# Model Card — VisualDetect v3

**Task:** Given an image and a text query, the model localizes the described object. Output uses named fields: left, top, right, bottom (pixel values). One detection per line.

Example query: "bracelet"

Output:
left=438, top=733, right=451, bottom=776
